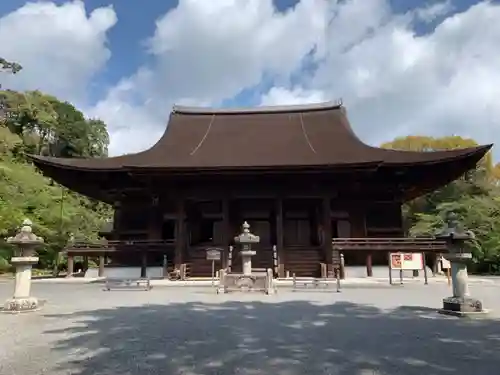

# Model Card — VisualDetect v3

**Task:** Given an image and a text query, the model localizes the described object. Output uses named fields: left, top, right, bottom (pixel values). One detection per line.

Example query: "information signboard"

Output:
left=390, top=252, right=424, bottom=270
left=206, top=248, right=221, bottom=261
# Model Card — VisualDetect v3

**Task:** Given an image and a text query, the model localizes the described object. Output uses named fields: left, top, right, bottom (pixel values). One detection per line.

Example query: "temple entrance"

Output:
left=282, top=199, right=323, bottom=277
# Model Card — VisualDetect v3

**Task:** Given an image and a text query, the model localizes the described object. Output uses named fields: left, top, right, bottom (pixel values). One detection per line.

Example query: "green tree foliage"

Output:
left=0, top=86, right=111, bottom=273
left=0, top=58, right=22, bottom=75
left=382, top=135, right=500, bottom=273
left=0, top=90, right=109, bottom=158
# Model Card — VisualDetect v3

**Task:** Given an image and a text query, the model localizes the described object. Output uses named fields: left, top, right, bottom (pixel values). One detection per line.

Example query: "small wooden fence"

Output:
left=332, top=238, right=447, bottom=252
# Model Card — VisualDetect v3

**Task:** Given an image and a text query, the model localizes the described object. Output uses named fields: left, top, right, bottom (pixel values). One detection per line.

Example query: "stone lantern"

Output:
left=218, top=221, right=274, bottom=294
left=234, top=221, right=260, bottom=276
left=2, top=219, right=44, bottom=313
left=436, top=212, right=486, bottom=316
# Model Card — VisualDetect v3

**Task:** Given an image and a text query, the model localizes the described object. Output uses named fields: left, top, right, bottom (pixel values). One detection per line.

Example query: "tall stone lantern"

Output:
left=436, top=212, right=486, bottom=316
left=234, top=221, right=260, bottom=276
left=3, top=219, right=44, bottom=313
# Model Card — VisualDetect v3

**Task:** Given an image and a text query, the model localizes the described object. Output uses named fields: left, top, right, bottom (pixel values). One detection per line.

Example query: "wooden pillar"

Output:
left=322, top=197, right=333, bottom=275
left=366, top=251, right=373, bottom=277
left=98, top=255, right=105, bottom=277
left=112, top=201, right=122, bottom=240
left=222, top=198, right=230, bottom=270
left=148, top=195, right=162, bottom=240
left=352, top=207, right=371, bottom=277
left=148, top=195, right=162, bottom=276
left=66, top=254, right=74, bottom=277
left=275, top=198, right=285, bottom=277
left=175, top=198, right=185, bottom=269
left=361, top=214, right=372, bottom=277
left=140, top=252, right=147, bottom=278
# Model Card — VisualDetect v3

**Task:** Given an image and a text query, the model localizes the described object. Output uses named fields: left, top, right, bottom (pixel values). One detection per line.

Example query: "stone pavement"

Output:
left=0, top=282, right=500, bottom=375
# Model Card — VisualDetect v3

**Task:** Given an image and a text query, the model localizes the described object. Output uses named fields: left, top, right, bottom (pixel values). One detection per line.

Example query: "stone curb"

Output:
left=4, top=276, right=492, bottom=286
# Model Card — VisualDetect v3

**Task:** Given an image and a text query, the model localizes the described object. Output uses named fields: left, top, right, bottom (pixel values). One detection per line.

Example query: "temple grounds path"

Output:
left=1, top=282, right=500, bottom=375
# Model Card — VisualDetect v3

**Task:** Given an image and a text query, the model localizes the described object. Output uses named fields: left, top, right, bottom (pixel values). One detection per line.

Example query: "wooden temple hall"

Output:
left=30, top=102, right=491, bottom=278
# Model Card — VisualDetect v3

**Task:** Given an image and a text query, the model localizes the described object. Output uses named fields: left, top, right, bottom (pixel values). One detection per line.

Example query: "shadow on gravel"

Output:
left=44, top=300, right=500, bottom=375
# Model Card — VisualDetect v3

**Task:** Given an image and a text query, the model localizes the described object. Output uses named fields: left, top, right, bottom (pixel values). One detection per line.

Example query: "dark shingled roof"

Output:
left=29, top=102, right=492, bottom=171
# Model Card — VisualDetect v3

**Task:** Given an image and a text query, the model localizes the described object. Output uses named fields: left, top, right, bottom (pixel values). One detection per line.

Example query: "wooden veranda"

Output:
left=63, top=237, right=448, bottom=279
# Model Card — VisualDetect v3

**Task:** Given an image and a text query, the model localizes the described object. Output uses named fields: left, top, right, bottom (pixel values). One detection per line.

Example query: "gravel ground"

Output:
left=0, top=282, right=499, bottom=375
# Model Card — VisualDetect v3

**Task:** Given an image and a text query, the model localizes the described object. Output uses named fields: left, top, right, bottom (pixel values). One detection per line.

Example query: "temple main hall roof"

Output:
left=29, top=102, right=491, bottom=172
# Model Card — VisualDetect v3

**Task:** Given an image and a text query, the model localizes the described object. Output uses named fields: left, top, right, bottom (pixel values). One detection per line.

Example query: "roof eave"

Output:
left=28, top=154, right=125, bottom=173
left=381, top=144, right=493, bottom=167
left=172, top=100, right=344, bottom=115
left=124, top=161, right=384, bottom=174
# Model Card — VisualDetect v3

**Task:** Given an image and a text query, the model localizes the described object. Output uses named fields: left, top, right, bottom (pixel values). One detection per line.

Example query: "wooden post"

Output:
left=222, top=198, right=230, bottom=270
left=148, top=195, right=162, bottom=239
left=112, top=201, right=122, bottom=240
left=141, top=252, right=147, bottom=278
left=66, top=254, right=74, bottom=277
left=98, top=255, right=105, bottom=277
left=322, top=196, right=333, bottom=275
left=175, top=199, right=185, bottom=269
left=366, top=252, right=373, bottom=277
left=352, top=206, right=371, bottom=277
left=275, top=198, right=285, bottom=277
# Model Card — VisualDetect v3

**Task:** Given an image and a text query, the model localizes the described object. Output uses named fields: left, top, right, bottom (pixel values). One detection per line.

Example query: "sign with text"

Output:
left=206, top=248, right=222, bottom=261
left=390, top=252, right=424, bottom=270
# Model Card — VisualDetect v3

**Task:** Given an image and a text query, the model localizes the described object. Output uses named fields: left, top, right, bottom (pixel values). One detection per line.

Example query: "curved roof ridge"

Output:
left=172, top=100, right=343, bottom=115
left=189, top=114, right=216, bottom=156
left=298, top=112, right=317, bottom=154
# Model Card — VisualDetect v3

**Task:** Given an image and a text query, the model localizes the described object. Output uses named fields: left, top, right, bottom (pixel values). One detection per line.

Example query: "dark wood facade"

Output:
left=102, top=173, right=407, bottom=277
left=29, top=102, right=492, bottom=278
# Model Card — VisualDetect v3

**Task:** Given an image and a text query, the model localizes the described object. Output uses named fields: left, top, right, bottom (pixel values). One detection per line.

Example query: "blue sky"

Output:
left=0, top=0, right=488, bottom=107
left=1, top=0, right=499, bottom=155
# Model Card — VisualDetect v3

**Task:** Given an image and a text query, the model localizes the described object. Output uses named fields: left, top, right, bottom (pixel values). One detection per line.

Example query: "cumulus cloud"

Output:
left=94, top=0, right=500, bottom=156
left=2, top=0, right=500, bottom=157
left=0, top=0, right=116, bottom=102
left=91, top=0, right=328, bottom=154
left=301, top=0, right=500, bottom=146
left=260, top=87, right=326, bottom=106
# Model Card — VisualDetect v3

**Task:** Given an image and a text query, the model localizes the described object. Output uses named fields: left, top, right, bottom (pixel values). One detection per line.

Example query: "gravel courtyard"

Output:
left=1, top=281, right=499, bottom=375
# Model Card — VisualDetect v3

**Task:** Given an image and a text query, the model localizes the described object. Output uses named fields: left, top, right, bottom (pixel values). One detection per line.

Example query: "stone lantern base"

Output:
left=439, top=297, right=488, bottom=318
left=1, top=255, right=41, bottom=314
left=2, top=297, right=40, bottom=313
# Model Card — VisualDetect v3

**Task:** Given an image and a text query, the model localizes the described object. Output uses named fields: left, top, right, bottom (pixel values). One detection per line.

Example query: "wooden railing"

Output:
left=332, top=238, right=447, bottom=252
left=65, top=240, right=175, bottom=253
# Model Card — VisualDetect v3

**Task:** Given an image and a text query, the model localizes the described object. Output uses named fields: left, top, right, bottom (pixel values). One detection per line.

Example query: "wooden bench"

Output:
left=292, top=274, right=341, bottom=292
left=104, top=277, right=152, bottom=291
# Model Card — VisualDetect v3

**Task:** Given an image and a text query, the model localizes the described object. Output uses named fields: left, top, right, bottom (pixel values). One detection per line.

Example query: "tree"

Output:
left=382, top=135, right=500, bottom=273
left=0, top=87, right=112, bottom=273
left=0, top=58, right=22, bottom=75
left=0, top=90, right=110, bottom=158
left=0, top=58, right=22, bottom=123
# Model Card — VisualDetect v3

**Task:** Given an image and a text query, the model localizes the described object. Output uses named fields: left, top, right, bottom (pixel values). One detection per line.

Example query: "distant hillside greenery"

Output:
left=0, top=58, right=111, bottom=273
left=1, top=58, right=500, bottom=275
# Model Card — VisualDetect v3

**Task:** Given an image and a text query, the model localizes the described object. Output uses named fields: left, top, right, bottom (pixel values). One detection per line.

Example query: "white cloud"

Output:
left=415, top=0, right=454, bottom=23
left=260, top=87, right=326, bottom=106
left=2, top=0, right=500, bottom=157
left=299, top=0, right=500, bottom=146
left=92, top=0, right=328, bottom=155
left=95, top=0, right=500, bottom=156
left=0, top=0, right=116, bottom=102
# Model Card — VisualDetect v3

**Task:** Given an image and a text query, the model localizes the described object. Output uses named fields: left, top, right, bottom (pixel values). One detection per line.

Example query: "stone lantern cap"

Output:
left=435, top=212, right=475, bottom=241
left=435, top=212, right=474, bottom=261
left=6, top=219, right=44, bottom=245
left=234, top=221, right=260, bottom=244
